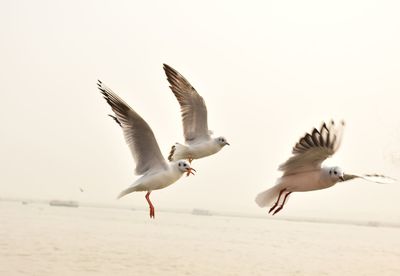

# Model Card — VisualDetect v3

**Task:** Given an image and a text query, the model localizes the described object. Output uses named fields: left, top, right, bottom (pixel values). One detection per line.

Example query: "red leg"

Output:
left=272, top=192, right=292, bottom=216
left=145, top=191, right=155, bottom=219
left=269, top=189, right=286, bottom=214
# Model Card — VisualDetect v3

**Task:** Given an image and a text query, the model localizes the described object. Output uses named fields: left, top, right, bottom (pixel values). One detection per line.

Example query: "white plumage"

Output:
left=256, top=120, right=395, bottom=215
left=163, top=64, right=230, bottom=163
left=98, top=80, right=195, bottom=218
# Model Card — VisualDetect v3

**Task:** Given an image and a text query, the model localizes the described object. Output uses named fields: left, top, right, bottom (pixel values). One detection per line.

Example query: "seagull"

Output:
left=163, top=64, right=230, bottom=163
left=97, top=80, right=196, bottom=219
left=255, top=120, right=396, bottom=215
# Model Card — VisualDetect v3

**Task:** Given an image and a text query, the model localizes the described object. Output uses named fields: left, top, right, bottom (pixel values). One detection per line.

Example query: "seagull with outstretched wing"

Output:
left=98, top=80, right=195, bottom=218
left=255, top=120, right=396, bottom=215
left=163, top=64, right=229, bottom=163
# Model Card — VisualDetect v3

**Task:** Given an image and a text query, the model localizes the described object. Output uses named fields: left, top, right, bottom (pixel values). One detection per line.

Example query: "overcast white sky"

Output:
left=1, top=0, right=400, bottom=221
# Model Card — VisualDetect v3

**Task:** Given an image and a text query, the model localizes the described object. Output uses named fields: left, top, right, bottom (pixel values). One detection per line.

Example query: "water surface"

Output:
left=1, top=201, right=399, bottom=276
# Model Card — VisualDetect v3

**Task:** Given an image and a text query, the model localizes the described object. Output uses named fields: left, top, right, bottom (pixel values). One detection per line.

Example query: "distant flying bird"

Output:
left=255, top=120, right=396, bottom=215
left=98, top=80, right=195, bottom=218
left=163, top=64, right=229, bottom=163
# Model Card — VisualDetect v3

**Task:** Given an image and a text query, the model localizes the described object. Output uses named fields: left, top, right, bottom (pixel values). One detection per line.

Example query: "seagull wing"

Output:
left=279, top=120, right=345, bottom=176
left=343, top=173, right=397, bottom=184
left=163, top=64, right=210, bottom=144
left=98, top=80, right=168, bottom=175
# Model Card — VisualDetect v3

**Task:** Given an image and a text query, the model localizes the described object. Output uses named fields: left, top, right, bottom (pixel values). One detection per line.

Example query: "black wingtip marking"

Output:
left=304, top=134, right=314, bottom=147
left=163, top=63, right=173, bottom=70
left=108, top=114, right=122, bottom=127
left=163, top=63, right=170, bottom=72
left=167, top=145, right=176, bottom=162
left=97, top=80, right=106, bottom=93
left=292, top=120, right=342, bottom=154
left=311, top=128, right=321, bottom=146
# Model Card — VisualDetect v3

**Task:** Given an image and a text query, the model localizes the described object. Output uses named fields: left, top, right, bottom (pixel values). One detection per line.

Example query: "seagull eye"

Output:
left=334, top=171, right=337, bottom=175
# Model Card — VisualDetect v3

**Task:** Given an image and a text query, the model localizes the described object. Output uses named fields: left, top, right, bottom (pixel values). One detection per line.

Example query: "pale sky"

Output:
left=1, top=0, right=400, bottom=221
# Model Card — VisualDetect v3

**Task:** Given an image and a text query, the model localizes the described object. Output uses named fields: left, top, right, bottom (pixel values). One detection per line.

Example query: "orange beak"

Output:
left=186, top=167, right=196, bottom=177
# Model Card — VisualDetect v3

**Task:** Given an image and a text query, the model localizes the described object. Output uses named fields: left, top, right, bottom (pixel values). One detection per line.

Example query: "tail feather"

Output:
left=255, top=185, right=281, bottom=208
left=117, top=185, right=140, bottom=199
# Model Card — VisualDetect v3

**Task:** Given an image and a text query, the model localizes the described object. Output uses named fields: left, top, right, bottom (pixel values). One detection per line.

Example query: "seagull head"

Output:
left=215, top=136, right=230, bottom=147
left=328, top=166, right=345, bottom=182
left=177, top=160, right=196, bottom=176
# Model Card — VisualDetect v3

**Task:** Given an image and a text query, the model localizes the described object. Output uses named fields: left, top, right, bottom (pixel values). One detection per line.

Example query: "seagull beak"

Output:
left=225, top=142, right=230, bottom=146
left=186, top=167, right=196, bottom=177
left=339, top=176, right=345, bottom=181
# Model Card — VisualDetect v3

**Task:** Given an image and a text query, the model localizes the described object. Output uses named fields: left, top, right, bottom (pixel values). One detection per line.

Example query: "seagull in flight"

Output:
left=98, top=80, right=195, bottom=218
left=163, top=64, right=230, bottom=163
left=255, top=120, right=396, bottom=215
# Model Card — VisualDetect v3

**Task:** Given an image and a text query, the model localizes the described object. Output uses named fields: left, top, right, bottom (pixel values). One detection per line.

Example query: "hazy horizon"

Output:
left=1, top=0, right=400, bottom=222
left=3, top=201, right=400, bottom=276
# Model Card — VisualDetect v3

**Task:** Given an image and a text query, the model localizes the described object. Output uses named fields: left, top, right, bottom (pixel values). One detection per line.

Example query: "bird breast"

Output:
left=137, top=167, right=184, bottom=191
left=188, top=140, right=221, bottom=158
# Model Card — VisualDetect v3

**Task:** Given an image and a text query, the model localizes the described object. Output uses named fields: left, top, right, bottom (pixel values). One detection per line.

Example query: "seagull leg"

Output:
left=272, top=192, right=292, bottom=216
left=269, top=189, right=286, bottom=214
left=145, top=191, right=155, bottom=219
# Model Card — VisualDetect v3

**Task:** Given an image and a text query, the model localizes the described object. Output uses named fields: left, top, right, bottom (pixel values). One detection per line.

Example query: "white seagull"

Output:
left=255, top=120, right=396, bottom=215
left=98, top=80, right=195, bottom=218
left=163, top=64, right=230, bottom=163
